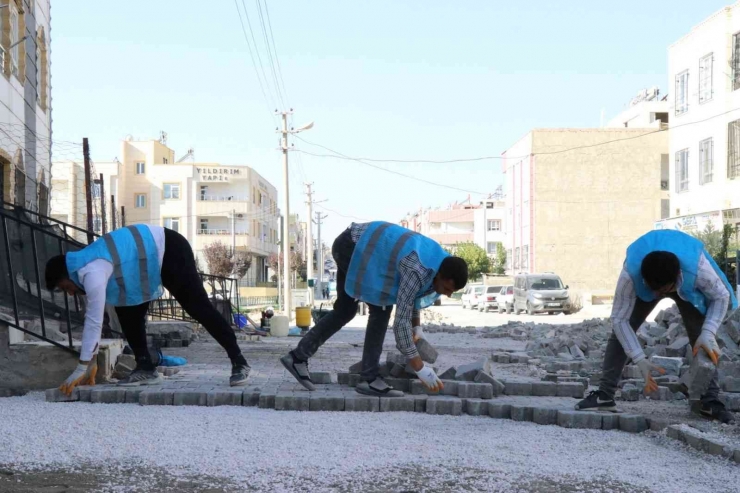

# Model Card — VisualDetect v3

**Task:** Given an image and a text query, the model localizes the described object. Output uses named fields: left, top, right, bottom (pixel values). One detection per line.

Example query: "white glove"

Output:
left=415, top=364, right=443, bottom=392
left=636, top=359, right=665, bottom=394
left=693, top=330, right=720, bottom=365
left=412, top=325, right=425, bottom=343
left=60, top=360, right=98, bottom=396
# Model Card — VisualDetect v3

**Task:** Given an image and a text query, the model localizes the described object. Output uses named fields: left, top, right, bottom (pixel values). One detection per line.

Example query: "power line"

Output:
left=262, top=0, right=290, bottom=105
left=255, top=0, right=285, bottom=108
left=314, top=203, right=370, bottom=222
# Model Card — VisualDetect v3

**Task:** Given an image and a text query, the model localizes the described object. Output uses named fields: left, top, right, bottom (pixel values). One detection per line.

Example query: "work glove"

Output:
left=636, top=358, right=666, bottom=394
left=693, top=330, right=721, bottom=365
left=415, top=364, right=444, bottom=393
left=412, top=325, right=425, bottom=343
left=59, top=360, right=98, bottom=396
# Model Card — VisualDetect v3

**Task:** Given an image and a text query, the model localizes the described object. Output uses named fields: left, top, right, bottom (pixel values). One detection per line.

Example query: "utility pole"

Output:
left=278, top=111, right=292, bottom=317
left=315, top=212, right=328, bottom=297
left=110, top=195, right=117, bottom=230
left=231, top=208, right=236, bottom=254
left=99, top=173, right=107, bottom=235
left=305, top=183, right=314, bottom=303
left=82, top=138, right=94, bottom=244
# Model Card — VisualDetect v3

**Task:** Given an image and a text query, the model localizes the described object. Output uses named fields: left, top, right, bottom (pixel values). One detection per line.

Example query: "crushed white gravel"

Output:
left=1, top=392, right=739, bottom=492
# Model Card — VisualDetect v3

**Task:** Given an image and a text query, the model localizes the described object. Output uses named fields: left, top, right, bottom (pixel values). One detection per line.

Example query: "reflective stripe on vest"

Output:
left=102, top=234, right=127, bottom=306
left=127, top=225, right=151, bottom=300
left=352, top=222, right=392, bottom=297
left=379, top=230, right=416, bottom=306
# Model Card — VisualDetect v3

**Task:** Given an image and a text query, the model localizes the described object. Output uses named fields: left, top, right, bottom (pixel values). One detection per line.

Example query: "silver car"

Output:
left=512, top=273, right=570, bottom=315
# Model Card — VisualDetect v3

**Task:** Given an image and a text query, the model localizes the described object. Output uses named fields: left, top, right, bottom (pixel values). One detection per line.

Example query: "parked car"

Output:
left=477, top=286, right=503, bottom=312
left=497, top=285, right=514, bottom=313
left=461, top=284, right=485, bottom=309
left=512, top=273, right=570, bottom=315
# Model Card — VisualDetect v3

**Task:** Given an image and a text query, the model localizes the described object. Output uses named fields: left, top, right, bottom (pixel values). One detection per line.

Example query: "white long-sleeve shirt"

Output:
left=77, top=226, right=165, bottom=361
left=611, top=252, right=730, bottom=362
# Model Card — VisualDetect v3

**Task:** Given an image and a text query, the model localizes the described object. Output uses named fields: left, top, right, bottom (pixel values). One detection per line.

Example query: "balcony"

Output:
left=198, top=229, right=248, bottom=235
left=428, top=232, right=474, bottom=245
left=198, top=194, right=249, bottom=202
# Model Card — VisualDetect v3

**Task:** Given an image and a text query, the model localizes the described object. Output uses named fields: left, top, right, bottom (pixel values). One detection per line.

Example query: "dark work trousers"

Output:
left=293, top=228, right=392, bottom=382
left=115, top=228, right=247, bottom=371
left=598, top=292, right=720, bottom=404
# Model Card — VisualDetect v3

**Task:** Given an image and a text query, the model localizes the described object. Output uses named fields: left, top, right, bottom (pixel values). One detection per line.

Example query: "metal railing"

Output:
left=198, top=195, right=249, bottom=202
left=241, top=296, right=278, bottom=308
left=197, top=229, right=249, bottom=235
left=148, top=273, right=241, bottom=326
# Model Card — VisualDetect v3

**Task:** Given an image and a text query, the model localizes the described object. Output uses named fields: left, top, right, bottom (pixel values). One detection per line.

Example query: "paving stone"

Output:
left=719, top=392, right=740, bottom=411
left=77, top=386, right=93, bottom=402
left=503, top=381, right=532, bottom=396
left=457, top=382, right=493, bottom=399
left=531, top=382, right=557, bottom=397
left=556, top=382, right=584, bottom=398
left=455, top=358, right=491, bottom=381
left=489, top=402, right=511, bottom=419
left=125, top=389, right=144, bottom=404
left=557, top=410, right=602, bottom=429
left=348, top=361, right=363, bottom=373
left=647, top=417, right=671, bottom=431
left=687, top=351, right=716, bottom=399
left=438, top=367, right=457, bottom=380
left=173, top=390, right=208, bottom=406
left=348, top=374, right=362, bottom=387
left=426, top=396, right=462, bottom=416
left=532, top=407, right=559, bottom=425
left=497, top=354, right=511, bottom=364
left=618, top=414, right=648, bottom=433
left=440, top=380, right=459, bottom=396
left=463, top=398, right=489, bottom=416
left=619, top=385, right=641, bottom=401
left=666, top=424, right=684, bottom=441
left=473, top=372, right=505, bottom=396
left=734, top=449, right=740, bottom=464
left=415, top=338, right=439, bottom=364
left=309, top=393, right=345, bottom=411
left=601, top=413, right=620, bottom=430
left=379, top=396, right=415, bottom=412
left=345, top=394, right=379, bottom=412
left=646, top=385, right=673, bottom=401
left=258, top=390, right=277, bottom=409
left=242, top=389, right=261, bottom=407
left=310, top=372, right=333, bottom=384
left=651, top=356, right=684, bottom=377
left=337, top=372, right=350, bottom=385
left=384, top=377, right=410, bottom=392
left=413, top=394, right=428, bottom=413
left=45, top=388, right=80, bottom=403
left=666, top=336, right=690, bottom=357
left=275, top=392, right=310, bottom=411
left=207, top=390, right=243, bottom=407
left=723, top=376, right=740, bottom=393
left=139, top=390, right=173, bottom=406
left=91, top=388, right=127, bottom=404
left=510, top=404, right=534, bottom=422
left=699, top=437, right=734, bottom=458
left=386, top=352, right=407, bottom=366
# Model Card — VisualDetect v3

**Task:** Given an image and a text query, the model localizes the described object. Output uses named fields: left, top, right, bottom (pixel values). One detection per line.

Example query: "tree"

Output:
left=449, top=241, right=490, bottom=281
left=267, top=251, right=301, bottom=276
left=491, top=243, right=507, bottom=275
left=689, top=223, right=738, bottom=278
left=202, top=242, right=233, bottom=278
left=232, top=251, right=253, bottom=279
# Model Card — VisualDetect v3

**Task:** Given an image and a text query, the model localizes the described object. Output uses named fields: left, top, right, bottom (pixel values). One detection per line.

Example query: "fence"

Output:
left=149, top=273, right=241, bottom=326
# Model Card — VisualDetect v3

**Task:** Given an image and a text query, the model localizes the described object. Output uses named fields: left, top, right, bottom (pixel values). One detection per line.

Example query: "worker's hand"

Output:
left=636, top=358, right=666, bottom=394
left=412, top=325, right=425, bottom=343
left=693, top=330, right=721, bottom=365
left=59, top=360, right=98, bottom=396
left=415, top=364, right=444, bottom=393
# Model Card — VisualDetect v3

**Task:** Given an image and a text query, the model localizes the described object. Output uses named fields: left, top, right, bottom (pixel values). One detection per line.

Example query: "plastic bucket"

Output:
left=270, top=315, right=289, bottom=337
left=295, top=306, right=311, bottom=329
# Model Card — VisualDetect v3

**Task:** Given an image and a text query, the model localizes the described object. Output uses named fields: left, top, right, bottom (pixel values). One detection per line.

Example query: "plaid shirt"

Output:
left=350, top=223, right=435, bottom=359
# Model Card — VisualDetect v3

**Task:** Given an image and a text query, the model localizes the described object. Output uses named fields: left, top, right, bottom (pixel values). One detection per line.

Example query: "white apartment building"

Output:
left=473, top=198, right=506, bottom=256
left=658, top=2, right=740, bottom=232
left=51, top=137, right=279, bottom=285
left=0, top=1, right=52, bottom=214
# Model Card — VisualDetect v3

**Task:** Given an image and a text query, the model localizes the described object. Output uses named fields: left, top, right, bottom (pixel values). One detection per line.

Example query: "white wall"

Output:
left=473, top=201, right=506, bottom=254
left=503, top=132, right=533, bottom=272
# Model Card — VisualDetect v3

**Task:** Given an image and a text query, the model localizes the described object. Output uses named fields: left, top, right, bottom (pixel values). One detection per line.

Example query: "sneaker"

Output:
left=574, top=390, right=617, bottom=412
left=117, top=369, right=162, bottom=387
left=230, top=365, right=251, bottom=387
left=356, top=378, right=404, bottom=397
left=280, top=352, right=315, bottom=391
left=695, top=400, right=736, bottom=424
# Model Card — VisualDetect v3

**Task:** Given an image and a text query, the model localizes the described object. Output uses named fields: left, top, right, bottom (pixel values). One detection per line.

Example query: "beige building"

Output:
left=502, top=127, right=668, bottom=292
left=51, top=137, right=280, bottom=285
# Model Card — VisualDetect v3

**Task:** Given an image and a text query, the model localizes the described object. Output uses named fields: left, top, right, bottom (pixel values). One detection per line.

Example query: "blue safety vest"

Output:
left=346, top=221, right=450, bottom=309
left=66, top=225, right=164, bottom=307
left=624, top=229, right=738, bottom=315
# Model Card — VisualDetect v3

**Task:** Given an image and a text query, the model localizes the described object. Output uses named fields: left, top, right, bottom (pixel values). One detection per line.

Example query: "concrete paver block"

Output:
left=413, top=394, right=428, bottom=413
left=415, top=338, right=438, bottom=364
left=473, top=371, right=505, bottom=396
left=337, top=373, right=350, bottom=385
left=242, top=389, right=261, bottom=407
left=463, top=398, right=489, bottom=416
left=139, top=390, right=173, bottom=406
left=489, top=402, right=511, bottom=419
left=426, top=396, right=462, bottom=416
left=77, top=386, right=94, bottom=402
left=556, top=382, right=585, bottom=398
left=455, top=358, right=491, bottom=381
left=275, top=392, right=309, bottom=411
left=379, top=396, right=415, bottom=412
left=503, top=381, right=532, bottom=396
left=687, top=351, right=716, bottom=399
left=258, top=390, right=277, bottom=409
left=384, top=378, right=410, bottom=392
left=438, top=367, right=456, bottom=380
left=125, top=389, right=144, bottom=404
left=348, top=361, right=363, bottom=373
left=510, top=404, right=534, bottom=422
left=457, top=382, right=493, bottom=399
left=532, top=407, right=558, bottom=425
left=207, top=390, right=243, bottom=407
left=348, top=374, right=361, bottom=387
left=310, top=372, right=333, bottom=384
left=173, top=390, right=207, bottom=406
left=344, top=394, right=380, bottom=412
left=309, top=393, right=345, bottom=412
left=531, top=382, right=557, bottom=397
left=45, top=388, right=79, bottom=403
left=557, top=410, right=602, bottom=429
left=618, top=414, right=648, bottom=433
left=723, top=376, right=740, bottom=393
left=601, top=413, right=620, bottom=430
left=91, top=388, right=126, bottom=404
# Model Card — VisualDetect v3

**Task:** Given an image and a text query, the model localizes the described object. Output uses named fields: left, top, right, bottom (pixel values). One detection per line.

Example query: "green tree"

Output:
left=449, top=241, right=490, bottom=281
left=491, top=243, right=507, bottom=275
left=688, top=223, right=739, bottom=277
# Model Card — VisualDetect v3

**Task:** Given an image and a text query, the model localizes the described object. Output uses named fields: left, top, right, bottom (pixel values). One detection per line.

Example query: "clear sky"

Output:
left=51, top=0, right=733, bottom=243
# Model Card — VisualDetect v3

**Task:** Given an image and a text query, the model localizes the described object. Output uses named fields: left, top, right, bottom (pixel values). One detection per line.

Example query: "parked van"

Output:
left=513, top=273, right=570, bottom=315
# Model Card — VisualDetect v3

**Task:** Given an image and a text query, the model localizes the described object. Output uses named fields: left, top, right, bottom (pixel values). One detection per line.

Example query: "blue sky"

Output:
left=51, top=0, right=732, bottom=242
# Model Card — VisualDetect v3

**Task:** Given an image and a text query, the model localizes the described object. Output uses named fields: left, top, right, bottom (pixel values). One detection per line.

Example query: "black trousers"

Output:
left=116, top=228, right=246, bottom=371
left=293, top=228, right=392, bottom=382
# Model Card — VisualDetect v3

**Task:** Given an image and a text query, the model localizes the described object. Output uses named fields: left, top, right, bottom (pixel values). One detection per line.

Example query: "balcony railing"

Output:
left=198, top=195, right=249, bottom=202
left=198, top=229, right=249, bottom=235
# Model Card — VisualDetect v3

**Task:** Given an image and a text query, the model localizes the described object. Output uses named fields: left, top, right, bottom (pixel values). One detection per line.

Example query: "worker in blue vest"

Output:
left=576, top=229, right=737, bottom=424
left=281, top=221, right=468, bottom=397
left=45, top=225, right=251, bottom=395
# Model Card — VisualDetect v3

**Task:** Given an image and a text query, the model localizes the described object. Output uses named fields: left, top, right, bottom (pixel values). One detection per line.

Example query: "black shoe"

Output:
left=696, top=401, right=736, bottom=424
left=230, top=365, right=251, bottom=387
left=356, top=378, right=405, bottom=397
left=574, top=390, right=617, bottom=412
left=117, top=369, right=162, bottom=387
left=280, top=352, right=315, bottom=391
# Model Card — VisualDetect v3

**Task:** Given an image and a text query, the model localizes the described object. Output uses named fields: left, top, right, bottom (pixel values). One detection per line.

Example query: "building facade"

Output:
left=502, top=127, right=667, bottom=292
left=0, top=0, right=52, bottom=214
left=473, top=198, right=506, bottom=255
left=51, top=137, right=279, bottom=285
left=657, top=2, right=740, bottom=233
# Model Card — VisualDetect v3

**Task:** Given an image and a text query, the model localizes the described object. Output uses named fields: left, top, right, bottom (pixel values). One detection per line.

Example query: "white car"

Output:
left=496, top=285, right=514, bottom=313
left=461, top=285, right=485, bottom=309
left=477, top=286, right=503, bottom=312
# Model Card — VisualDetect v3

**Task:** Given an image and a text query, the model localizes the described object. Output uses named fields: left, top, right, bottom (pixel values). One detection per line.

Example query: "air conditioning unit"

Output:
left=236, top=214, right=244, bottom=219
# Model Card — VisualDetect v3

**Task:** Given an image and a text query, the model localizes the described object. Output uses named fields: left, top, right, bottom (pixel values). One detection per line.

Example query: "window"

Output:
left=487, top=219, right=501, bottom=231
left=729, top=119, right=740, bottom=179
left=487, top=241, right=499, bottom=254
left=9, top=6, right=19, bottom=76
left=514, top=247, right=520, bottom=270
left=93, top=217, right=102, bottom=233
left=163, top=157, right=169, bottom=164
left=136, top=162, right=145, bottom=175
left=506, top=249, right=511, bottom=270
left=163, top=183, right=180, bottom=199
left=135, top=194, right=146, bottom=208
left=200, top=185, right=208, bottom=200
left=35, top=28, right=49, bottom=111
left=163, top=217, right=180, bottom=232
left=733, top=33, right=740, bottom=91
left=92, top=182, right=101, bottom=198
left=521, top=245, right=529, bottom=270
left=699, top=54, right=713, bottom=103
left=661, top=154, right=669, bottom=190
left=200, top=218, right=208, bottom=232
left=699, top=138, right=714, bottom=185
left=675, top=70, right=688, bottom=115
left=675, top=149, right=689, bottom=192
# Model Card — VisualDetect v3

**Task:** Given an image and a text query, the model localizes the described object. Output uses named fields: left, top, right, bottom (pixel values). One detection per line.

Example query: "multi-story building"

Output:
left=51, top=137, right=279, bottom=285
left=657, top=2, right=740, bottom=233
left=502, top=125, right=667, bottom=292
left=473, top=198, right=506, bottom=256
left=0, top=0, right=52, bottom=214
